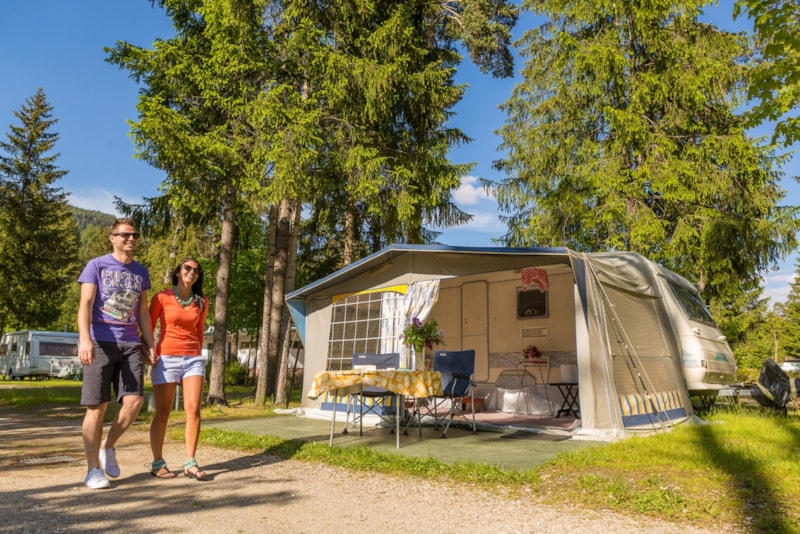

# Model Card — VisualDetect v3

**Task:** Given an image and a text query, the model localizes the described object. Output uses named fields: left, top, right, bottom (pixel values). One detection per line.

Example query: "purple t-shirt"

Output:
left=77, top=254, right=151, bottom=343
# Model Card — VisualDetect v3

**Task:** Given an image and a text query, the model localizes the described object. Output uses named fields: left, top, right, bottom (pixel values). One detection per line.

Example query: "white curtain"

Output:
left=379, top=291, right=403, bottom=354
left=400, top=279, right=441, bottom=345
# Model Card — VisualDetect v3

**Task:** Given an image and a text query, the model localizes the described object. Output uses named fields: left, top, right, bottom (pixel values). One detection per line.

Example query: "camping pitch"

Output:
left=286, top=245, right=737, bottom=439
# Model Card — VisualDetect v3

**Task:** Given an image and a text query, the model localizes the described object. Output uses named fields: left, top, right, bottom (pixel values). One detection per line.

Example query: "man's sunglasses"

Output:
left=111, top=232, right=141, bottom=239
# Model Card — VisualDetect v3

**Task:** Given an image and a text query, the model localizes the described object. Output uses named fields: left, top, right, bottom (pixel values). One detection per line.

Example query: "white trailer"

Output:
left=0, top=330, right=80, bottom=380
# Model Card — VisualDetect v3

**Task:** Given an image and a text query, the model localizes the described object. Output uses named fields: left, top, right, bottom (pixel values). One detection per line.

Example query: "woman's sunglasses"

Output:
left=182, top=265, right=202, bottom=274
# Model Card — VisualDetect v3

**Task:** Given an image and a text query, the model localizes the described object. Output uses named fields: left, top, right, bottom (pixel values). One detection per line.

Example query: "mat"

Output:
left=500, top=431, right=570, bottom=441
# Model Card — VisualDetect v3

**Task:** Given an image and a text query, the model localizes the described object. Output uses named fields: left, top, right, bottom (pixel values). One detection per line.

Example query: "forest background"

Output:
left=1, top=0, right=799, bottom=404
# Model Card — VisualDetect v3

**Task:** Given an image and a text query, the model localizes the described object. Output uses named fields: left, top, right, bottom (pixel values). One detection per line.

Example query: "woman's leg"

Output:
left=182, top=374, right=204, bottom=459
left=149, top=382, right=176, bottom=462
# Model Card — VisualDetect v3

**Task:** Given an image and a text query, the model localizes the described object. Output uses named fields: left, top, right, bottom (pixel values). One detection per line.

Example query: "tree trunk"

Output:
left=343, top=203, right=354, bottom=266
left=207, top=191, right=235, bottom=406
left=266, top=198, right=292, bottom=398
left=255, top=204, right=278, bottom=405
left=274, top=198, right=301, bottom=406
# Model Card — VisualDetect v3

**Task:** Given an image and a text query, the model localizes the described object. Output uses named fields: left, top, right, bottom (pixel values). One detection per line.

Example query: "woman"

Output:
left=148, top=258, right=209, bottom=480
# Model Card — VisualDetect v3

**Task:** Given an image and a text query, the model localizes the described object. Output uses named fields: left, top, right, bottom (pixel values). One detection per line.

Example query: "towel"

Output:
left=521, top=267, right=549, bottom=292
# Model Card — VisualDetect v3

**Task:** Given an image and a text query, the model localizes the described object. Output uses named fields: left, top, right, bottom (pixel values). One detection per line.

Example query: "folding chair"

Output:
left=429, top=349, right=477, bottom=438
left=343, top=352, right=400, bottom=436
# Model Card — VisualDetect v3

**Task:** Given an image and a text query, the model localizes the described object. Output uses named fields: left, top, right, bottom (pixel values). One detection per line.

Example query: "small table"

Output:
left=307, top=369, right=442, bottom=448
left=552, top=382, right=579, bottom=418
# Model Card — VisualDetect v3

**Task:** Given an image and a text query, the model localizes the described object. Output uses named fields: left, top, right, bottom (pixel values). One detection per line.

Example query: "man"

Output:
left=77, top=218, right=157, bottom=489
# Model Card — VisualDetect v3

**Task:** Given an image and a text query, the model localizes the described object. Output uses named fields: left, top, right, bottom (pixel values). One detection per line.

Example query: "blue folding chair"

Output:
left=429, top=349, right=477, bottom=438
left=344, top=352, right=400, bottom=436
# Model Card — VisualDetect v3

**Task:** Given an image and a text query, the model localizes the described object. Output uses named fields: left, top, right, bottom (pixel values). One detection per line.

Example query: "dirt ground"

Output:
left=0, top=408, right=739, bottom=534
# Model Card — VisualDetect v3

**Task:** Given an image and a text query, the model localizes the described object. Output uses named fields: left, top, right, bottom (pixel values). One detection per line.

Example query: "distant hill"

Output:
left=69, top=206, right=116, bottom=232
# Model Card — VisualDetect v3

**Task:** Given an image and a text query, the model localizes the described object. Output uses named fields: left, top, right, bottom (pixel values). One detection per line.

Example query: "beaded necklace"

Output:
left=173, top=286, right=194, bottom=307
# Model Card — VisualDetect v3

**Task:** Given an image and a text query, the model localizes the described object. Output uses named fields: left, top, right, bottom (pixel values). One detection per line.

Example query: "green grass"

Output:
left=3, top=381, right=799, bottom=533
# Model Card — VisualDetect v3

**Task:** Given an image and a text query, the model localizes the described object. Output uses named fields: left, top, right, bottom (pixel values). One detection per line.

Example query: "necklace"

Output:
left=173, top=286, right=194, bottom=307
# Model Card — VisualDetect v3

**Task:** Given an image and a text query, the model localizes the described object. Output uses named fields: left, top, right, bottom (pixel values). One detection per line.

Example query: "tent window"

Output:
left=327, top=291, right=402, bottom=371
left=517, top=288, right=548, bottom=319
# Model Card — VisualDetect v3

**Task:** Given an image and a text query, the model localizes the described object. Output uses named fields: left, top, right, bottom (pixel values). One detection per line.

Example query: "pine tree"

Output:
left=780, top=260, right=800, bottom=359
left=494, top=0, right=799, bottom=311
left=0, top=88, right=79, bottom=331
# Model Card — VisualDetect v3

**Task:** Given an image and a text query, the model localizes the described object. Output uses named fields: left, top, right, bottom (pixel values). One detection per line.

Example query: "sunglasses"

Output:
left=182, top=265, right=202, bottom=274
left=111, top=232, right=141, bottom=240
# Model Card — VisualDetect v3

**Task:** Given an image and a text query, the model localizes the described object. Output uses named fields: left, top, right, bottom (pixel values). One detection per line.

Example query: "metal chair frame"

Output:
left=428, top=349, right=477, bottom=438
left=343, top=352, right=400, bottom=436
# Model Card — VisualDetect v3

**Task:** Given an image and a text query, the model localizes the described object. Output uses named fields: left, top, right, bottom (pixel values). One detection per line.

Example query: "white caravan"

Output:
left=588, top=253, right=737, bottom=396
left=0, top=330, right=80, bottom=380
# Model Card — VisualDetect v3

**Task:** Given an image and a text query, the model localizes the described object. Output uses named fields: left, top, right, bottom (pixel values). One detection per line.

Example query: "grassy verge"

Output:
left=2, top=381, right=798, bottom=532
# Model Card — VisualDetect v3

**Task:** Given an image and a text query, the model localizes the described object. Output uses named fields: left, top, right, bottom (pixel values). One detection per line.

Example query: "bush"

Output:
left=224, top=360, right=249, bottom=386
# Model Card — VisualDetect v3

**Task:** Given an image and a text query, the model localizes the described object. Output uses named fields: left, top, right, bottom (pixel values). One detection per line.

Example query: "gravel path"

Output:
left=0, top=411, right=739, bottom=533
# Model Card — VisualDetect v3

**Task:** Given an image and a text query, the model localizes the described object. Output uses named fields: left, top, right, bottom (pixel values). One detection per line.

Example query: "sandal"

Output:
left=148, top=459, right=177, bottom=479
left=183, top=458, right=207, bottom=480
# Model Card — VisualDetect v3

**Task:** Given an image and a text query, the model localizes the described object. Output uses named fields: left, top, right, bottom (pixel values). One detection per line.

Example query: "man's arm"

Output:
left=138, top=290, right=157, bottom=365
left=77, top=282, right=96, bottom=365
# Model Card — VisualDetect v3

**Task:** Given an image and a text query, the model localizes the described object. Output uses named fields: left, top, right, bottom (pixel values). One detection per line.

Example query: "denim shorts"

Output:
left=151, top=355, right=206, bottom=385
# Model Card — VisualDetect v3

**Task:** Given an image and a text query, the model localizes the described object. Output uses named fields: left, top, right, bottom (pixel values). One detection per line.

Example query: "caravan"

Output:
left=287, top=245, right=738, bottom=439
left=0, top=330, right=80, bottom=380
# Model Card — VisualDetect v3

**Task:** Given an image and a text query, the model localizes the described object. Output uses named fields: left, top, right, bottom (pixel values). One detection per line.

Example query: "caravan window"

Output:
left=327, top=290, right=403, bottom=371
left=517, top=288, right=548, bottom=319
left=39, top=342, right=78, bottom=357
left=666, top=280, right=716, bottom=326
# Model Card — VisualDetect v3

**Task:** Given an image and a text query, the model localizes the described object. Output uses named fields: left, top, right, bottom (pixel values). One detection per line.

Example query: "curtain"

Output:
left=399, top=279, right=441, bottom=349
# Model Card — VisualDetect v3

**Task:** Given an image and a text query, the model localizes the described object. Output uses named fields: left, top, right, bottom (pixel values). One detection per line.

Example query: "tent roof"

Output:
left=286, top=244, right=573, bottom=302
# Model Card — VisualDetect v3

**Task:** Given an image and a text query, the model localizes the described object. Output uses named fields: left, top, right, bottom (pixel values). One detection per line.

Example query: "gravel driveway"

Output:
left=0, top=410, right=737, bottom=533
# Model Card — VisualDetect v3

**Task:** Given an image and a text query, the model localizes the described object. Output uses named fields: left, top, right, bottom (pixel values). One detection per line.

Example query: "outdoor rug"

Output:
left=500, top=431, right=571, bottom=441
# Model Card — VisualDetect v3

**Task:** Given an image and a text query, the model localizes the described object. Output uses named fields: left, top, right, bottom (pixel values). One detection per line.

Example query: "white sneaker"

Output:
left=84, top=467, right=110, bottom=489
left=99, top=446, right=120, bottom=478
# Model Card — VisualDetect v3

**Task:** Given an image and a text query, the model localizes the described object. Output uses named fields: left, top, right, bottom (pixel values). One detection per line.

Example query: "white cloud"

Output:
left=67, top=188, right=126, bottom=216
left=762, top=260, right=797, bottom=306
left=452, top=175, right=495, bottom=205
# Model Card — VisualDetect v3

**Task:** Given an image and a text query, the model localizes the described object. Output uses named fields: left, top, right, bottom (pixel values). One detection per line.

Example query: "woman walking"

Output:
left=148, top=259, right=209, bottom=479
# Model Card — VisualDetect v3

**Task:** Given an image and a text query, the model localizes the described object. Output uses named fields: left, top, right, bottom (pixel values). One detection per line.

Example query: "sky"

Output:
left=1, top=1, right=797, bottom=304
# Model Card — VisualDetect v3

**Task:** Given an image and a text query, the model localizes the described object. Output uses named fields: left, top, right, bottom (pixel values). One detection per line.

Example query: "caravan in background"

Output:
left=0, top=330, right=80, bottom=380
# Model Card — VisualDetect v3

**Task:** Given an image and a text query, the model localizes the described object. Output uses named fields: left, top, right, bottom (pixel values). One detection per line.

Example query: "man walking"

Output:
left=77, top=218, right=156, bottom=489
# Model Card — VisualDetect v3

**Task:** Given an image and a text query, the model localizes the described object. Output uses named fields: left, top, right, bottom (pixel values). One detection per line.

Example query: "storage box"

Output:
left=560, top=364, right=578, bottom=383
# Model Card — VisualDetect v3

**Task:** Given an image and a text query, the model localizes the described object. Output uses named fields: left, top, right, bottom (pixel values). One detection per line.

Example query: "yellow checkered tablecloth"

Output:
left=307, top=369, right=442, bottom=399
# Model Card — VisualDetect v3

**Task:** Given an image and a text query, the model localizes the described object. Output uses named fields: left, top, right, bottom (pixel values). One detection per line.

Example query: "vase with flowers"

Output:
left=402, top=317, right=445, bottom=369
left=523, top=344, right=543, bottom=361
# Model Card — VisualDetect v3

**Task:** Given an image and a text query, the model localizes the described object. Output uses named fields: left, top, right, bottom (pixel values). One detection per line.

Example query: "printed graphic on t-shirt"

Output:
left=99, top=269, right=144, bottom=324
left=101, top=289, right=139, bottom=321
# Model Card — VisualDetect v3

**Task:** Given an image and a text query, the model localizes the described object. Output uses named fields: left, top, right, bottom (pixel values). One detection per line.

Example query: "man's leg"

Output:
left=82, top=402, right=109, bottom=472
left=104, top=394, right=144, bottom=449
left=104, top=342, right=146, bottom=449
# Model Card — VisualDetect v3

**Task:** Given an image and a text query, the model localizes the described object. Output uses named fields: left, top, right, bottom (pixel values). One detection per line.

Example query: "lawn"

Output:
left=2, top=380, right=798, bottom=533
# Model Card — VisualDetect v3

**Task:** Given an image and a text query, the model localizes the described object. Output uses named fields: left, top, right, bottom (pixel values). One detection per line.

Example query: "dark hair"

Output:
left=172, top=258, right=205, bottom=309
left=109, top=217, right=137, bottom=235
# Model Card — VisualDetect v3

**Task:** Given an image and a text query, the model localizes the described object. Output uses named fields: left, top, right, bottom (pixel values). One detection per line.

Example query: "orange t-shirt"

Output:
left=149, top=289, right=208, bottom=356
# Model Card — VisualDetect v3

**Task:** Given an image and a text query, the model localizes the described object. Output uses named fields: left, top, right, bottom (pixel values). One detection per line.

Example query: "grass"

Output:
left=2, top=380, right=799, bottom=533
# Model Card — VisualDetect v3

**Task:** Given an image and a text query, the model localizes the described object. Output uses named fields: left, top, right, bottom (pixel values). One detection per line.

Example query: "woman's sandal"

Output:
left=148, top=459, right=178, bottom=479
left=183, top=458, right=207, bottom=480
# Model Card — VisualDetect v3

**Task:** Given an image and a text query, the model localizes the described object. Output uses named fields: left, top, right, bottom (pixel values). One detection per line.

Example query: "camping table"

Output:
left=552, top=382, right=579, bottom=418
left=307, top=369, right=442, bottom=449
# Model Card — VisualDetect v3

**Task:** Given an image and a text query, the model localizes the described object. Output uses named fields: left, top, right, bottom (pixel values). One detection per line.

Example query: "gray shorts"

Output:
left=80, top=341, right=144, bottom=405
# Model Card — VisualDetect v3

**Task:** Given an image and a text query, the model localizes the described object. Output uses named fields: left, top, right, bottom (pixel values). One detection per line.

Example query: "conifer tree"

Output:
left=780, top=260, right=800, bottom=359
left=0, top=88, right=79, bottom=331
left=495, top=0, right=799, bottom=311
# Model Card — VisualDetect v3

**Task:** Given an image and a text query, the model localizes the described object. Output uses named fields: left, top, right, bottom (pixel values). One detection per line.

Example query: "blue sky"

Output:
left=1, top=1, right=797, bottom=304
